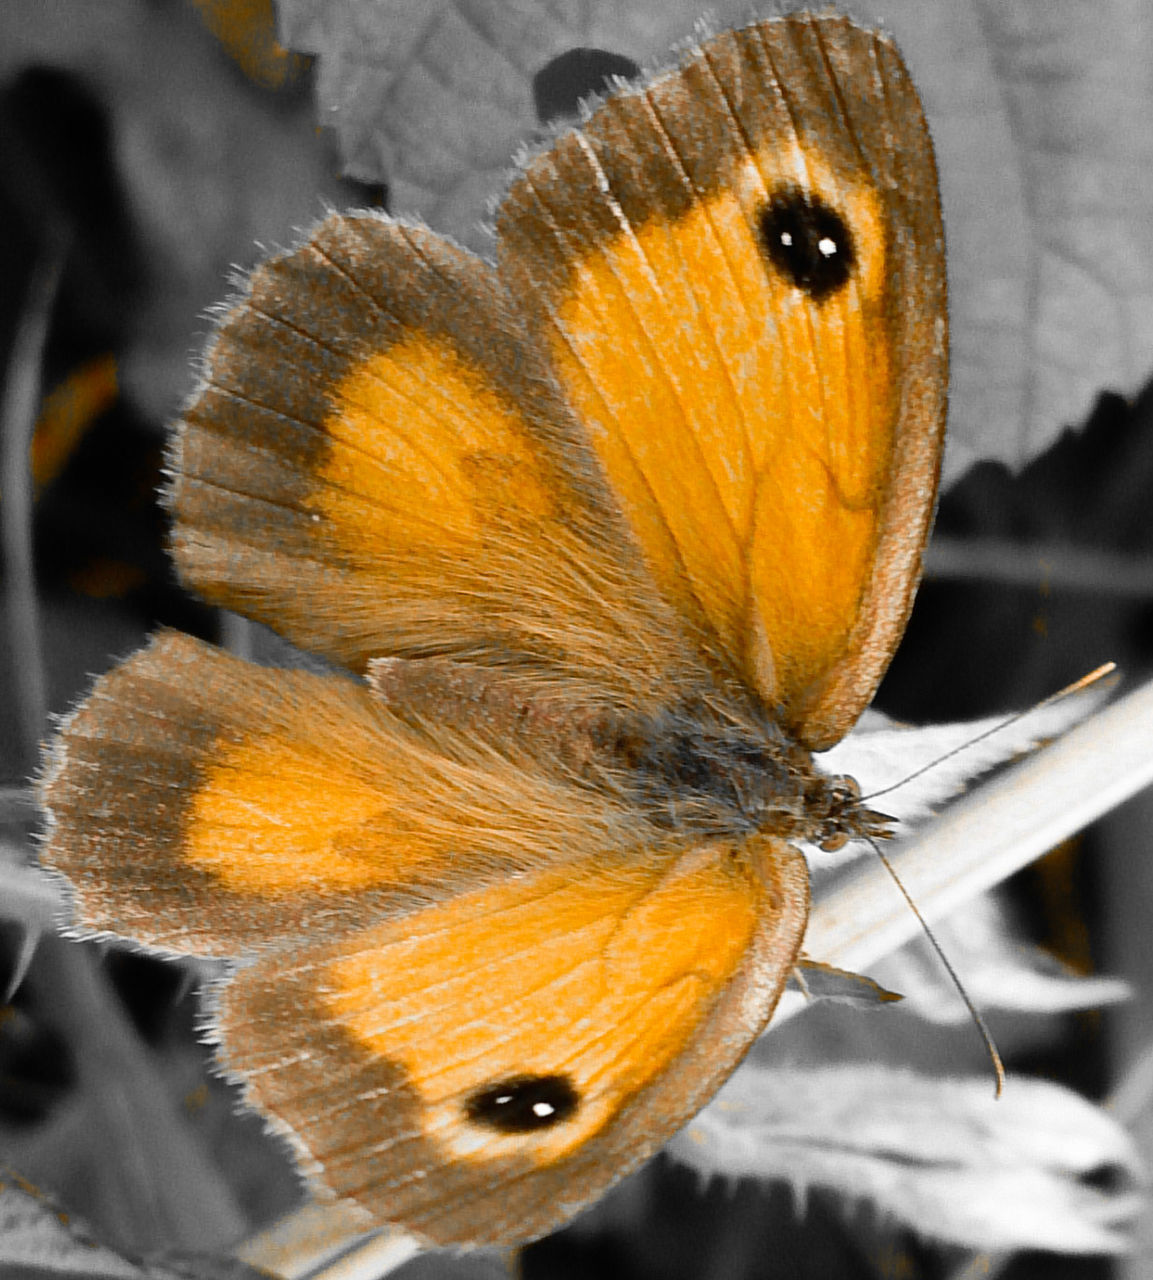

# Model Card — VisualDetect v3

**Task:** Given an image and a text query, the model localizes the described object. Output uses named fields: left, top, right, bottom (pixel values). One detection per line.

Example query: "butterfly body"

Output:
left=42, top=11, right=945, bottom=1247
left=372, top=655, right=887, bottom=847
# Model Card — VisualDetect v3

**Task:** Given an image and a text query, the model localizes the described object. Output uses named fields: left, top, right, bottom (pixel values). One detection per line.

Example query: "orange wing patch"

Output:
left=220, top=834, right=808, bottom=1245
left=316, top=332, right=554, bottom=556
left=498, top=16, right=945, bottom=747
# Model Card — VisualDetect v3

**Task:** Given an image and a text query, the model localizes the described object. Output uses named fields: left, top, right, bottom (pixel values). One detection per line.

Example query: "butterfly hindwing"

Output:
left=219, top=832, right=808, bottom=1245
left=44, top=633, right=643, bottom=956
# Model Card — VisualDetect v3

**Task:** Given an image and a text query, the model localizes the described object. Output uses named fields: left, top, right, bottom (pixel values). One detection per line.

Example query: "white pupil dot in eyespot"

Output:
left=818, top=236, right=837, bottom=258
left=780, top=230, right=793, bottom=247
left=533, top=1101, right=555, bottom=1118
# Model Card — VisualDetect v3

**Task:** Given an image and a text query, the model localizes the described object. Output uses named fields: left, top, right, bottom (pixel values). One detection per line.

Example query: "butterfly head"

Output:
left=804, top=774, right=896, bottom=852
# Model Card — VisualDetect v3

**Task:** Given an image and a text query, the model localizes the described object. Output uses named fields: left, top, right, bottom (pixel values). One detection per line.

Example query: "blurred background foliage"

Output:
left=1, top=2, right=1151, bottom=1277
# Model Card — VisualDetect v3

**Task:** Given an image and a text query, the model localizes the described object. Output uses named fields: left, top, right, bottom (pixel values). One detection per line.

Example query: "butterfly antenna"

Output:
left=862, top=662, right=1116, bottom=806
left=854, top=667, right=1116, bottom=1096
left=867, top=836, right=1006, bottom=1097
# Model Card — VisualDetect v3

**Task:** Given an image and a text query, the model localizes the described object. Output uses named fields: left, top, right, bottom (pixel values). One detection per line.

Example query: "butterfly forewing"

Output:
left=498, top=14, right=945, bottom=747
left=173, top=216, right=701, bottom=710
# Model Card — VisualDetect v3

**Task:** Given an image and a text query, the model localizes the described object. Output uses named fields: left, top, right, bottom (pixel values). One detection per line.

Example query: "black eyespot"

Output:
left=465, top=1074, right=580, bottom=1133
left=758, top=189, right=855, bottom=301
left=533, top=49, right=641, bottom=125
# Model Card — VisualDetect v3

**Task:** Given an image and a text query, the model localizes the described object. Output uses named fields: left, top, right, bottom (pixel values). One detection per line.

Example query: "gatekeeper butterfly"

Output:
left=41, top=10, right=946, bottom=1248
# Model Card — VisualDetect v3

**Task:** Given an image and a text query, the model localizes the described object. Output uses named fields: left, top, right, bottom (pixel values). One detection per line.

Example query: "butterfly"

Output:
left=41, top=10, right=946, bottom=1248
